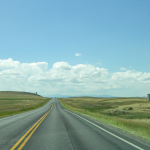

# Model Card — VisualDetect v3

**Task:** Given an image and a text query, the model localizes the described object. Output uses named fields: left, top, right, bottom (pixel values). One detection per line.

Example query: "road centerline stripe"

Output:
left=10, top=113, right=47, bottom=150
left=65, top=109, right=144, bottom=150
left=10, top=101, right=54, bottom=150
left=17, top=109, right=51, bottom=150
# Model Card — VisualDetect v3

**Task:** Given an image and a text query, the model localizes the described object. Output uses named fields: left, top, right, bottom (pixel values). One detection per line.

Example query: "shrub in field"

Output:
left=128, top=107, right=133, bottom=110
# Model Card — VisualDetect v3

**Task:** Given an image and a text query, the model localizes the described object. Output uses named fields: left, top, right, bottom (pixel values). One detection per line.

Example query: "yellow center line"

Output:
left=10, top=114, right=47, bottom=150
left=17, top=105, right=53, bottom=150
left=10, top=101, right=54, bottom=150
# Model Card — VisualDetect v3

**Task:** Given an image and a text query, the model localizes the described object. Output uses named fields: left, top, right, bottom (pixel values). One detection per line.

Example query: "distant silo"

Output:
left=147, top=94, right=150, bottom=101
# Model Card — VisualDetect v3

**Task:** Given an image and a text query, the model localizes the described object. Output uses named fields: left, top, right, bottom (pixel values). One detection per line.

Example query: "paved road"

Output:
left=0, top=98, right=149, bottom=150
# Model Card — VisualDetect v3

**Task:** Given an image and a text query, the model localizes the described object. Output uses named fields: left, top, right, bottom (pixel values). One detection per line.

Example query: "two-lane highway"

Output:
left=0, top=98, right=149, bottom=150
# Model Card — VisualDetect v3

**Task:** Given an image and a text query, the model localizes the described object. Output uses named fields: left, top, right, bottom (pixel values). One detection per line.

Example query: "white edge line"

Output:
left=65, top=109, right=144, bottom=150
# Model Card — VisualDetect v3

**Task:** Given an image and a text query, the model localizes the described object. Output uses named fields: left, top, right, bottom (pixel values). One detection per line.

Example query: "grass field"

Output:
left=0, top=91, right=51, bottom=118
left=59, top=97, right=150, bottom=141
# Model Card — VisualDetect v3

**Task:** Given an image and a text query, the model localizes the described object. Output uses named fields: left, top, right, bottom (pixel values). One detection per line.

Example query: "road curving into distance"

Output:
left=0, top=98, right=149, bottom=150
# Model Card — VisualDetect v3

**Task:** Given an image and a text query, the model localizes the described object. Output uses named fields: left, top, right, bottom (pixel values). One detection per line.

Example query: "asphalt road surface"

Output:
left=0, top=98, right=149, bottom=150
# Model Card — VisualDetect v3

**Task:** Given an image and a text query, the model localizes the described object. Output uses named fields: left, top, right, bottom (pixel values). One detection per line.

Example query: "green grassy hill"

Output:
left=0, top=91, right=51, bottom=118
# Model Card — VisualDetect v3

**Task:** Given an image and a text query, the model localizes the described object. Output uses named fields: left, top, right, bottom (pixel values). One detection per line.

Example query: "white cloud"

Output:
left=120, top=67, right=127, bottom=71
left=53, top=62, right=71, bottom=70
left=0, top=58, right=20, bottom=70
left=75, top=53, right=81, bottom=56
left=0, top=58, right=150, bottom=96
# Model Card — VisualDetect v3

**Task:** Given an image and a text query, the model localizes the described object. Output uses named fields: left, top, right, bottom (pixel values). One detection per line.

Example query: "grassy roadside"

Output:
left=0, top=91, right=51, bottom=118
left=58, top=97, right=150, bottom=141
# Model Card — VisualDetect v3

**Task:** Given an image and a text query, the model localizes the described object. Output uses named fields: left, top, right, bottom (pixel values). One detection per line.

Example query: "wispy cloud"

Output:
left=120, top=67, right=127, bottom=71
left=97, top=62, right=102, bottom=66
left=75, top=53, right=81, bottom=56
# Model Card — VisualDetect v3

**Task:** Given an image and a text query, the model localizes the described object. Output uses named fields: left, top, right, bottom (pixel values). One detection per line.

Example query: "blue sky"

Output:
left=0, top=0, right=150, bottom=96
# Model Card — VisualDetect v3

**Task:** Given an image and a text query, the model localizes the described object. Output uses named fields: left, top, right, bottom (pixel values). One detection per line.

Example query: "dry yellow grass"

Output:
left=107, top=103, right=150, bottom=113
left=0, top=91, right=51, bottom=118
left=59, top=97, right=150, bottom=140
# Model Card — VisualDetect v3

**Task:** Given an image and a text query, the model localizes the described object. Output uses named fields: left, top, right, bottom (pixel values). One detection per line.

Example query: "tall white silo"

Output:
left=147, top=94, right=150, bottom=101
